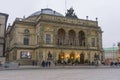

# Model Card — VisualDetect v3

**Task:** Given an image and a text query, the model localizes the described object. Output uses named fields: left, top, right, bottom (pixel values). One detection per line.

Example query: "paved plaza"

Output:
left=0, top=68, right=120, bottom=80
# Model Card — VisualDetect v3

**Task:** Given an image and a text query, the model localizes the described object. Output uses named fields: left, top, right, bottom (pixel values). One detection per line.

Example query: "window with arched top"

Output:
left=78, top=31, right=85, bottom=46
left=24, top=29, right=30, bottom=36
left=68, top=30, right=76, bottom=45
left=57, top=28, right=66, bottom=45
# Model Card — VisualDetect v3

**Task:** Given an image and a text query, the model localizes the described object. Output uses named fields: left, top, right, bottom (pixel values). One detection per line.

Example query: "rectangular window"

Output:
left=20, top=51, right=32, bottom=59
left=24, top=37, right=29, bottom=45
left=91, top=38, right=95, bottom=47
left=37, top=35, right=39, bottom=44
left=46, top=34, right=51, bottom=44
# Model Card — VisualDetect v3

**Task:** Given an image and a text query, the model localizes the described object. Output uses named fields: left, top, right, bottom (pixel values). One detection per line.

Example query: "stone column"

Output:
left=53, top=28, right=58, bottom=45
left=85, top=30, right=90, bottom=48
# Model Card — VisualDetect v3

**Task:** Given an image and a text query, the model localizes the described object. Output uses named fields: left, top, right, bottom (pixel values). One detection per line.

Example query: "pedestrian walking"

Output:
left=41, top=60, right=45, bottom=67
left=48, top=61, right=51, bottom=67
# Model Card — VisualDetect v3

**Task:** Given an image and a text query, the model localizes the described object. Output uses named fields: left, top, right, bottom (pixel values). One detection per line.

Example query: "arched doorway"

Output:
left=47, top=51, right=53, bottom=60
left=80, top=53, right=84, bottom=64
left=70, top=52, right=75, bottom=62
left=58, top=51, right=65, bottom=63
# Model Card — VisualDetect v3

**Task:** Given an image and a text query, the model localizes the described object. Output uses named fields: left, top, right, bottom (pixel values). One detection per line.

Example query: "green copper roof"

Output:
left=103, top=47, right=118, bottom=51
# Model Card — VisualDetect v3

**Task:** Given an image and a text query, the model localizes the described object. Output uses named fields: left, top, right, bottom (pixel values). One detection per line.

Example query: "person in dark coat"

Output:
left=48, top=61, right=51, bottom=67
left=32, top=60, right=35, bottom=66
left=110, top=62, right=114, bottom=66
left=41, top=61, right=45, bottom=67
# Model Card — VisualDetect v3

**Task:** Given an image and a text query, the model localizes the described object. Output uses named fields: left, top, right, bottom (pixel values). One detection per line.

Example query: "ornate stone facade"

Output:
left=0, top=13, right=8, bottom=56
left=5, top=8, right=103, bottom=65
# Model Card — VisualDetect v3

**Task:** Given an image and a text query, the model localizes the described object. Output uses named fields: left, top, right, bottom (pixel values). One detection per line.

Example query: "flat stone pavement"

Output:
left=0, top=67, right=120, bottom=80
left=1, top=65, right=120, bottom=70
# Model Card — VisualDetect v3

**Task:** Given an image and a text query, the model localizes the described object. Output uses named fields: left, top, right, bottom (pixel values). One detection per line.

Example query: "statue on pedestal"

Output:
left=65, top=7, right=78, bottom=18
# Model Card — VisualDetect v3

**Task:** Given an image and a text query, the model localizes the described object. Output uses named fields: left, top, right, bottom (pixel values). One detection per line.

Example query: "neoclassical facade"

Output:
left=5, top=8, right=103, bottom=65
left=0, top=13, right=8, bottom=57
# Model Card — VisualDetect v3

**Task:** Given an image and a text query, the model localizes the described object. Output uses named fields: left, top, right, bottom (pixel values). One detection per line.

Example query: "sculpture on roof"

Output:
left=65, top=7, right=78, bottom=18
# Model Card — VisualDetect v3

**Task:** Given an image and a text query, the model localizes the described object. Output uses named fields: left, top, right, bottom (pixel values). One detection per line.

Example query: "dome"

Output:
left=30, top=8, right=64, bottom=17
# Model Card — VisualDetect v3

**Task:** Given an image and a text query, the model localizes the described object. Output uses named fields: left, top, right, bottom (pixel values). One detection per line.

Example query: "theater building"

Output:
left=5, top=8, right=103, bottom=65
left=0, top=13, right=8, bottom=64
left=0, top=13, right=8, bottom=56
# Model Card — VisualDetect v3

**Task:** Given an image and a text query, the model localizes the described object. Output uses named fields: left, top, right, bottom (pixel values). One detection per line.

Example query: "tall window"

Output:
left=91, top=38, right=95, bottom=47
left=78, top=31, right=85, bottom=46
left=37, top=35, right=39, bottom=44
left=23, top=29, right=30, bottom=45
left=46, top=34, right=51, bottom=44
left=57, top=28, right=65, bottom=45
left=24, top=37, right=29, bottom=45
left=69, top=30, right=76, bottom=45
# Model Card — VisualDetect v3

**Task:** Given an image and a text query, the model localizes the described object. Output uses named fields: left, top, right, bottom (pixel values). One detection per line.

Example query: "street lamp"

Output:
left=113, top=43, right=115, bottom=62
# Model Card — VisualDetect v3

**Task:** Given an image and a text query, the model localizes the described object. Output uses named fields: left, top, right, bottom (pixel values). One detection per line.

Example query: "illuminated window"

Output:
left=20, top=51, right=32, bottom=59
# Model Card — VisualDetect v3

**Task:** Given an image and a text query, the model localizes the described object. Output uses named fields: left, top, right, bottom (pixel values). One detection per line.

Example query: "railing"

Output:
left=40, top=14, right=98, bottom=27
left=40, top=43, right=98, bottom=50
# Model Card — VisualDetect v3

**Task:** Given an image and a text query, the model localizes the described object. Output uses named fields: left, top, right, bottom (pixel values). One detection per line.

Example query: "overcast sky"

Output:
left=0, top=0, right=120, bottom=48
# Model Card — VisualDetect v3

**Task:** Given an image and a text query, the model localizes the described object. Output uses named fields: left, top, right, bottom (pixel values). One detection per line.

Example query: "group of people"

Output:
left=41, top=61, right=51, bottom=67
left=110, top=62, right=120, bottom=67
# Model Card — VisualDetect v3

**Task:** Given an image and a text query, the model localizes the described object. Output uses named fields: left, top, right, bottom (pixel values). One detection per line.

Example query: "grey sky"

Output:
left=0, top=0, right=120, bottom=48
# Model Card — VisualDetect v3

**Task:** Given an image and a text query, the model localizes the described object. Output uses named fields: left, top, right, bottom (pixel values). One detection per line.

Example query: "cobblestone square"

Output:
left=0, top=68, right=120, bottom=80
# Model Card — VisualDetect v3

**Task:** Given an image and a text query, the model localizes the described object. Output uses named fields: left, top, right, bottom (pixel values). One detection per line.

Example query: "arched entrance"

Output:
left=58, top=51, right=65, bottom=63
left=80, top=53, right=84, bottom=64
left=70, top=52, right=75, bottom=62
left=47, top=51, right=53, bottom=60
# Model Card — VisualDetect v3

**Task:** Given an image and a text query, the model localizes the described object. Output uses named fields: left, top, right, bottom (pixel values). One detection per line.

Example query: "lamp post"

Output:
left=113, top=43, right=115, bottom=62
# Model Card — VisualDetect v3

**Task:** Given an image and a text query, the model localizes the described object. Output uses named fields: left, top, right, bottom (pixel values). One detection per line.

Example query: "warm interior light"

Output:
left=76, top=53, right=80, bottom=59
left=65, top=53, right=69, bottom=58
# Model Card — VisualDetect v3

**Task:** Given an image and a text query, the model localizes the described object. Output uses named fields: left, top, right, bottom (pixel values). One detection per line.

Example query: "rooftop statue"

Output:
left=65, top=8, right=78, bottom=18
